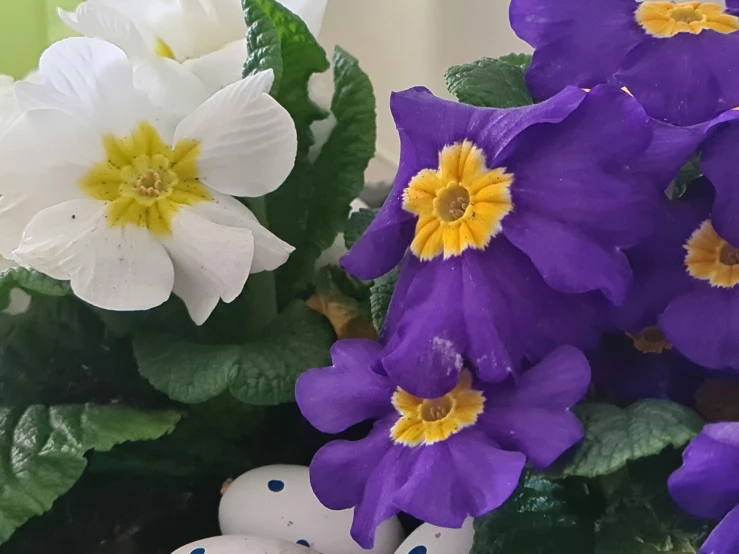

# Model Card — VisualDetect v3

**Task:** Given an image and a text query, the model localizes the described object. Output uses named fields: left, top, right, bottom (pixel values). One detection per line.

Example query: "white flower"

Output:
left=0, top=38, right=297, bottom=324
left=59, top=0, right=328, bottom=96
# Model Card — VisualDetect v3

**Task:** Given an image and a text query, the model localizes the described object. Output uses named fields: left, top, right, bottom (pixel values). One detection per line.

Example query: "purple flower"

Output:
left=669, top=423, right=739, bottom=554
left=296, top=340, right=590, bottom=549
left=342, top=85, right=659, bottom=396
left=510, top=0, right=739, bottom=126
left=659, top=123, right=739, bottom=371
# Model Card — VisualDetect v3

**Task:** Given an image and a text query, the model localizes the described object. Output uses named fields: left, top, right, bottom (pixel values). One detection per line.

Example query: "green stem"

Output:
left=244, top=198, right=278, bottom=327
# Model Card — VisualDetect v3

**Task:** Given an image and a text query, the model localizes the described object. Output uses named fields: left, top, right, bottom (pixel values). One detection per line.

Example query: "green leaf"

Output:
left=446, top=56, right=533, bottom=108
left=0, top=297, right=161, bottom=407
left=0, top=267, right=70, bottom=311
left=135, top=301, right=334, bottom=405
left=472, top=472, right=597, bottom=554
left=0, top=404, right=180, bottom=543
left=499, top=53, right=533, bottom=70
left=672, top=153, right=701, bottom=200
left=370, top=270, right=397, bottom=331
left=275, top=46, right=377, bottom=301
left=594, top=453, right=710, bottom=554
left=563, top=400, right=704, bottom=478
left=242, top=0, right=283, bottom=89
left=344, top=208, right=376, bottom=250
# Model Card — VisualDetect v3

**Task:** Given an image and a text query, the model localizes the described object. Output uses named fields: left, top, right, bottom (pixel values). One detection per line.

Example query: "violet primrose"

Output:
left=296, top=340, right=590, bottom=549
left=510, top=0, right=739, bottom=126
left=342, top=84, right=660, bottom=397
left=670, top=423, right=739, bottom=554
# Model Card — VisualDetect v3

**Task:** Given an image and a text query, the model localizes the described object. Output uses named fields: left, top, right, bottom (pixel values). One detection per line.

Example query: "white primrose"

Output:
left=0, top=38, right=297, bottom=324
left=59, top=0, right=328, bottom=97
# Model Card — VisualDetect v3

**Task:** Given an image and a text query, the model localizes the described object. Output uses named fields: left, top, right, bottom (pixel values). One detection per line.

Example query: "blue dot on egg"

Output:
left=190, top=549, right=205, bottom=554
left=267, top=479, right=285, bottom=492
left=409, top=547, right=428, bottom=554
left=296, top=539, right=310, bottom=547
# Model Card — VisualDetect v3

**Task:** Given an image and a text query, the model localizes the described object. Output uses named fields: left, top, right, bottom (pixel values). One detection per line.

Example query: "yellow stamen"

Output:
left=390, top=370, right=485, bottom=447
left=80, top=122, right=211, bottom=236
left=636, top=2, right=739, bottom=38
left=403, top=141, right=514, bottom=261
left=627, top=325, right=673, bottom=354
left=684, top=220, right=739, bottom=288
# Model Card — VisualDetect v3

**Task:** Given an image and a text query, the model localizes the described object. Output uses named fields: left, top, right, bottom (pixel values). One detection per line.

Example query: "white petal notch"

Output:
left=1, top=38, right=298, bottom=324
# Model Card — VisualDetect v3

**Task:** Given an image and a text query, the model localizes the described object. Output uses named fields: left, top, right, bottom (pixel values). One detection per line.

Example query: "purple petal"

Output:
left=702, top=504, right=739, bottom=554
left=392, top=443, right=469, bottom=528
left=500, top=86, right=658, bottom=303
left=617, top=33, right=739, bottom=126
left=486, top=345, right=591, bottom=409
left=480, top=406, right=584, bottom=470
left=669, top=423, right=739, bottom=519
left=309, top=418, right=395, bottom=513
left=503, top=212, right=633, bottom=304
left=350, top=442, right=414, bottom=549
left=503, top=85, right=656, bottom=247
left=476, top=239, right=608, bottom=363
left=379, top=253, right=515, bottom=397
left=394, top=430, right=526, bottom=524
left=611, top=184, right=713, bottom=331
left=295, top=340, right=394, bottom=434
left=701, top=121, right=739, bottom=246
left=510, top=0, right=642, bottom=100
left=661, top=285, right=739, bottom=371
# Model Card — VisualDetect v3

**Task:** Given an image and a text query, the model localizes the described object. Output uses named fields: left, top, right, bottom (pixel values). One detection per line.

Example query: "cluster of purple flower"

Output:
left=297, top=0, right=739, bottom=551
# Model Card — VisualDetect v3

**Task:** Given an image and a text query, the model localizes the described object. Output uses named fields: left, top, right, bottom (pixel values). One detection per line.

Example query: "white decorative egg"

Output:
left=393, top=519, right=474, bottom=554
left=171, top=535, right=321, bottom=554
left=219, top=465, right=404, bottom=554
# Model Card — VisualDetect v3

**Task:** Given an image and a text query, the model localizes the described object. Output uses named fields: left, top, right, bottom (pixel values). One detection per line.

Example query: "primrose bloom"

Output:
left=296, top=340, right=590, bottom=549
left=59, top=0, right=327, bottom=95
left=658, top=123, right=739, bottom=370
left=510, top=0, right=739, bottom=126
left=669, top=423, right=739, bottom=554
left=343, top=85, right=659, bottom=397
left=0, top=38, right=297, bottom=324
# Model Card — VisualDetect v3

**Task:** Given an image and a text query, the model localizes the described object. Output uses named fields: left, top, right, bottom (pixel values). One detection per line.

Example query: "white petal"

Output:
left=193, top=190, right=294, bottom=273
left=173, top=71, right=298, bottom=197
left=164, top=207, right=255, bottom=324
left=14, top=81, right=83, bottom=116
left=134, top=57, right=210, bottom=118
left=58, top=4, right=151, bottom=59
left=0, top=85, right=20, bottom=139
left=14, top=199, right=175, bottom=311
left=151, top=0, right=245, bottom=62
left=183, top=39, right=247, bottom=93
left=38, top=37, right=154, bottom=136
left=0, top=75, right=14, bottom=89
left=0, top=109, right=102, bottom=193
left=277, top=0, right=328, bottom=36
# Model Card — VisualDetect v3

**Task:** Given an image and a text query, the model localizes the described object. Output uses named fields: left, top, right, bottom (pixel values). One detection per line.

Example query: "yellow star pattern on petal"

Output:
left=80, top=122, right=211, bottom=236
left=636, top=2, right=739, bottom=38
left=403, top=141, right=514, bottom=261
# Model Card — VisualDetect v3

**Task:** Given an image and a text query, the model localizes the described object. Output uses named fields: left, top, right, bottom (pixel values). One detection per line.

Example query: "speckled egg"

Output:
left=219, top=465, right=404, bottom=554
left=171, top=535, right=321, bottom=554
left=393, top=519, right=474, bottom=554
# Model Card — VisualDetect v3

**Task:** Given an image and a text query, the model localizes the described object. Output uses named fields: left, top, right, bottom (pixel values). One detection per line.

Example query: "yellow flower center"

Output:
left=627, top=325, right=673, bottom=354
left=684, top=220, right=739, bottom=288
left=154, top=38, right=177, bottom=60
left=636, top=1, right=739, bottom=38
left=390, top=370, right=485, bottom=447
left=403, top=141, right=514, bottom=261
left=80, top=122, right=211, bottom=236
